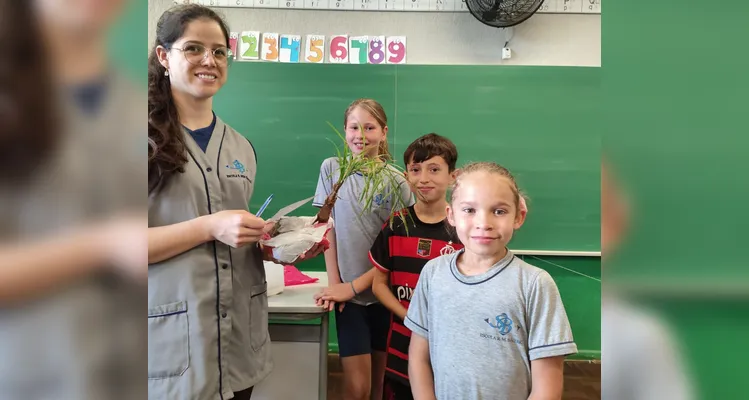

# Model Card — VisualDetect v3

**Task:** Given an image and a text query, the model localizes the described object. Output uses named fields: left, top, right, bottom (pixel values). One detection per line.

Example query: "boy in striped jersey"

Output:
left=369, top=133, right=462, bottom=400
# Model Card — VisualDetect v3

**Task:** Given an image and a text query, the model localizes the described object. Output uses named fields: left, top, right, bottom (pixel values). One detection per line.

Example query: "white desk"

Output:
left=253, top=272, right=329, bottom=400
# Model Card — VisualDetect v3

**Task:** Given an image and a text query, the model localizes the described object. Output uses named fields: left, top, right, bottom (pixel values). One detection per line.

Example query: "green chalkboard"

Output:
left=214, top=63, right=601, bottom=253
left=215, top=63, right=602, bottom=357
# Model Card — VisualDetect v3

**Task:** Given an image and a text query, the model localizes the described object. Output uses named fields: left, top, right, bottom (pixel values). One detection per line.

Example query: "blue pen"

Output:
left=256, top=194, right=274, bottom=217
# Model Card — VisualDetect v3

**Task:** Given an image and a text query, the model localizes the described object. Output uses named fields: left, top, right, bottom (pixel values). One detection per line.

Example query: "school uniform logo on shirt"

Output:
left=485, top=313, right=513, bottom=335
left=226, top=159, right=246, bottom=174
left=417, top=239, right=432, bottom=257
left=480, top=313, right=523, bottom=344
left=225, top=159, right=252, bottom=183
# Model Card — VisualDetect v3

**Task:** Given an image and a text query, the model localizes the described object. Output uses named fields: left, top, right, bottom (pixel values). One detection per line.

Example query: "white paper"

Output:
left=268, top=196, right=314, bottom=221
left=261, top=216, right=333, bottom=264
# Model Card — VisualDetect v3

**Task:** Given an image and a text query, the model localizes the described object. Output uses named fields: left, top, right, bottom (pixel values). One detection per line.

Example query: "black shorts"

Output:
left=384, top=376, right=413, bottom=400
left=335, top=302, right=390, bottom=357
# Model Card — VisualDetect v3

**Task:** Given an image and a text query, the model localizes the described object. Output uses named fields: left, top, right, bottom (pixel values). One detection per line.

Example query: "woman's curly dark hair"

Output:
left=148, top=4, right=230, bottom=192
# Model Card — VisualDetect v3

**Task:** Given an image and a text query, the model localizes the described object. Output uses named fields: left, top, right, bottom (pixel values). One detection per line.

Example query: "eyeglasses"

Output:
left=171, top=43, right=233, bottom=66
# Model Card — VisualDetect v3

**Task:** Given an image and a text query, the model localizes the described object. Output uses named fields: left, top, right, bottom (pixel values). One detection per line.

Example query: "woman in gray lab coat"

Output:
left=148, top=5, right=320, bottom=400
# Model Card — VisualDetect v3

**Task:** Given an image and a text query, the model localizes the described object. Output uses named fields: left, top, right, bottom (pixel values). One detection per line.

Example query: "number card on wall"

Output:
left=368, top=36, right=386, bottom=64
left=329, top=35, right=349, bottom=63
left=229, top=32, right=239, bottom=60
left=386, top=36, right=406, bottom=64
left=305, top=35, right=326, bottom=63
left=279, top=34, right=301, bottom=63
left=261, top=33, right=280, bottom=62
left=240, top=31, right=260, bottom=60
left=349, top=36, right=369, bottom=64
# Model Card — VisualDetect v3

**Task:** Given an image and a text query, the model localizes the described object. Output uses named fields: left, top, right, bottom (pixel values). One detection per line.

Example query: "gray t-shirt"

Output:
left=405, top=250, right=578, bottom=400
left=313, top=157, right=414, bottom=305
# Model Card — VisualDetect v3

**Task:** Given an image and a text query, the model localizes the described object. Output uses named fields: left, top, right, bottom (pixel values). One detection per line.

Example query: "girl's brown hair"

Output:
left=0, top=0, right=58, bottom=185
left=148, top=4, right=230, bottom=192
left=451, top=162, right=526, bottom=210
left=343, top=98, right=392, bottom=161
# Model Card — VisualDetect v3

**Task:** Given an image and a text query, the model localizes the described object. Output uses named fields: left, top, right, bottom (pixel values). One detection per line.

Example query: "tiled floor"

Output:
left=326, top=356, right=601, bottom=400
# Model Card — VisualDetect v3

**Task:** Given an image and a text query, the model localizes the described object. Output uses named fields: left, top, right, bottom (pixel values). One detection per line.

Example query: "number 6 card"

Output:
left=329, top=35, right=349, bottom=63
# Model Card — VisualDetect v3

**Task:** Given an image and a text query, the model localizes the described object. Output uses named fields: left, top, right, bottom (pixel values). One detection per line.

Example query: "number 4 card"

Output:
left=279, top=34, right=301, bottom=63
left=329, top=35, right=349, bottom=63
left=305, top=35, right=326, bottom=63
left=386, top=36, right=407, bottom=64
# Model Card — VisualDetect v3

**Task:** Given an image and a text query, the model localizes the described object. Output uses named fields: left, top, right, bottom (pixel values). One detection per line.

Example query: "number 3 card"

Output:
left=261, top=32, right=280, bottom=62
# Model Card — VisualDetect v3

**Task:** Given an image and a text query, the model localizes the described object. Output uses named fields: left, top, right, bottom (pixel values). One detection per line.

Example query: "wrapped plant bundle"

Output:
left=260, top=122, right=413, bottom=263
left=260, top=216, right=333, bottom=264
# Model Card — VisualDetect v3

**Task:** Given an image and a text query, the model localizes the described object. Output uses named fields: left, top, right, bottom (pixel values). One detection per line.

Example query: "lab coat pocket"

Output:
left=148, top=301, right=190, bottom=379
left=250, top=282, right=269, bottom=351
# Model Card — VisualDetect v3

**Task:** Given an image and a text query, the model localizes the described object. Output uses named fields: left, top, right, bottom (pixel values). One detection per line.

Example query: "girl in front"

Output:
left=405, top=162, right=577, bottom=400
left=313, top=98, right=414, bottom=400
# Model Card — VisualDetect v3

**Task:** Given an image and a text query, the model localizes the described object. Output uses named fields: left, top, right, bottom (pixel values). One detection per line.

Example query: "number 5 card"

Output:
left=305, top=35, right=326, bottom=63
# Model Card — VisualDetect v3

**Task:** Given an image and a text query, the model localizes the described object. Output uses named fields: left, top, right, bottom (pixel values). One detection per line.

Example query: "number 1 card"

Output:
left=229, top=32, right=239, bottom=60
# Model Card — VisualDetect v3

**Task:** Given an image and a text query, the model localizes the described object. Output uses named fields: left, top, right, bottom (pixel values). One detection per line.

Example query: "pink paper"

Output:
left=284, top=265, right=319, bottom=286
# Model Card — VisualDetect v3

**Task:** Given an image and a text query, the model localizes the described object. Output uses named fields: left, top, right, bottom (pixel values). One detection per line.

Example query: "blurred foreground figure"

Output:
left=0, top=1, right=145, bottom=399
left=601, top=161, right=693, bottom=400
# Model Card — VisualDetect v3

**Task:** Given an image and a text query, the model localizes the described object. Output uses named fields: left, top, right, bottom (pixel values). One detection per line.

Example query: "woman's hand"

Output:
left=206, top=210, right=267, bottom=248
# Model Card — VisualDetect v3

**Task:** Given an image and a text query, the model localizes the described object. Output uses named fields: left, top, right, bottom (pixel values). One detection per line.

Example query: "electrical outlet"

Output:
left=502, top=47, right=512, bottom=60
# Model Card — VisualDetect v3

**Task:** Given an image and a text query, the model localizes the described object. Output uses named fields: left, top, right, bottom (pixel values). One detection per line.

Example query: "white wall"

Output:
left=148, top=0, right=600, bottom=66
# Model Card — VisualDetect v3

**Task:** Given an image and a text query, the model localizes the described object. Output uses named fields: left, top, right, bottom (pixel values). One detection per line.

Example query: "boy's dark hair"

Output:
left=403, top=133, right=458, bottom=172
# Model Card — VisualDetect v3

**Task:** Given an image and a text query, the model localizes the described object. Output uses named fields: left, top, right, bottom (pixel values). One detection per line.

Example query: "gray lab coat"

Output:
left=148, top=118, right=272, bottom=400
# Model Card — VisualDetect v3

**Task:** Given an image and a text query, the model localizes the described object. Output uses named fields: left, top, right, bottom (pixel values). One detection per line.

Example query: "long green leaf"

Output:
left=321, top=120, right=416, bottom=235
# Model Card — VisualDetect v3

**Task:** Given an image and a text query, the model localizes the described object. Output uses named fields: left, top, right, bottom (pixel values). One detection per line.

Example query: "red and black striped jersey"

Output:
left=367, top=206, right=463, bottom=385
